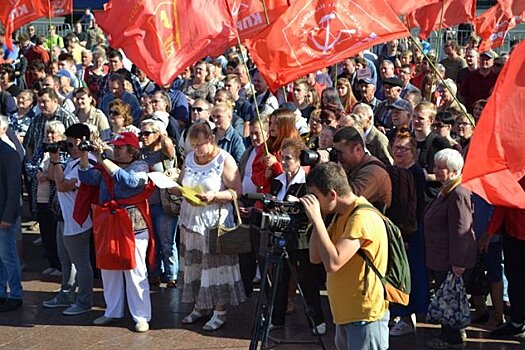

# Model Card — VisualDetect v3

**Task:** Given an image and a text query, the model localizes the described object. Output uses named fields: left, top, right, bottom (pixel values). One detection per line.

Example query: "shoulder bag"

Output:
left=209, top=189, right=252, bottom=255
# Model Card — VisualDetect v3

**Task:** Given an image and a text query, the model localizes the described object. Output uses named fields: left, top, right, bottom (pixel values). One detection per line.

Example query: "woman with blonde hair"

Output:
left=139, top=119, right=178, bottom=288
left=212, top=101, right=245, bottom=164
left=168, top=122, right=245, bottom=331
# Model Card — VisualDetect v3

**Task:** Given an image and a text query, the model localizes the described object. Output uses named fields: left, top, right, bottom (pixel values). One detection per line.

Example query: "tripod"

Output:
left=249, top=245, right=326, bottom=350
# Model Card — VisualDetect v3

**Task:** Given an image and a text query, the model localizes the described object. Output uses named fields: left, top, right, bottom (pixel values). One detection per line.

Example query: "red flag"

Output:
left=473, top=4, right=523, bottom=52
left=462, top=40, right=525, bottom=208
left=47, top=0, right=73, bottom=17
left=245, top=0, right=410, bottom=91
left=386, top=0, right=440, bottom=16
left=95, top=0, right=237, bottom=86
left=229, top=0, right=289, bottom=40
left=406, top=0, right=477, bottom=39
left=499, top=0, right=525, bottom=17
left=0, top=0, right=47, bottom=49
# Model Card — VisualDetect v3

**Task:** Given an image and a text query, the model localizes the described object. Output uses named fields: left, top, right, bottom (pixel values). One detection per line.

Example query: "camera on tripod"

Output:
left=43, top=141, right=68, bottom=153
left=247, top=193, right=310, bottom=252
left=299, top=148, right=338, bottom=166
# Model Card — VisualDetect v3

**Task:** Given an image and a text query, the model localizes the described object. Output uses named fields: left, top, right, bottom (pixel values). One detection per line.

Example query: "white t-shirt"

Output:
left=57, top=154, right=96, bottom=235
left=242, top=147, right=258, bottom=194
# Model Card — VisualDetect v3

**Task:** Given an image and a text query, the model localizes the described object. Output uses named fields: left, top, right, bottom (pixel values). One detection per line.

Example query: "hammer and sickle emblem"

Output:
left=309, top=12, right=357, bottom=53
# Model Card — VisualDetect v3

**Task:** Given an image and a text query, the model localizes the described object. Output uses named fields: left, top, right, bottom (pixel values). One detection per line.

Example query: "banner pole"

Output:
left=235, top=37, right=270, bottom=155
left=409, top=36, right=471, bottom=123
left=429, top=0, right=446, bottom=101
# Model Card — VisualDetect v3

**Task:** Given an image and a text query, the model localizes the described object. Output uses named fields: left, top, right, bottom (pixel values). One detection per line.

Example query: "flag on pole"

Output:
left=95, top=0, right=238, bottom=86
left=473, top=3, right=523, bottom=52
left=406, top=0, right=477, bottom=39
left=386, top=0, right=440, bottom=16
left=462, top=40, right=525, bottom=208
left=0, top=0, right=47, bottom=49
left=229, top=0, right=289, bottom=40
left=245, top=0, right=410, bottom=91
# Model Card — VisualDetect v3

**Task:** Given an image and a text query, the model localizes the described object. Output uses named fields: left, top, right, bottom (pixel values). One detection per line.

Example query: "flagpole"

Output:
left=235, top=38, right=270, bottom=155
left=408, top=36, right=471, bottom=123
left=429, top=0, right=446, bottom=101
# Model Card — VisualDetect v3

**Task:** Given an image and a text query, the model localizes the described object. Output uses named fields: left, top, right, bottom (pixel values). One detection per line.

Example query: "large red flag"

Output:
left=229, top=0, right=289, bottom=40
left=245, top=0, right=410, bottom=91
left=386, top=0, right=440, bottom=16
left=407, top=0, right=477, bottom=39
left=95, top=0, right=237, bottom=86
left=473, top=4, right=523, bottom=53
left=499, top=0, right=525, bottom=17
left=462, top=40, right=525, bottom=208
left=0, top=0, right=47, bottom=49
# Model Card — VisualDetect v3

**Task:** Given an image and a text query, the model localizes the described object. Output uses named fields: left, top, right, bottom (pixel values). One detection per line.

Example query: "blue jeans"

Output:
left=335, top=310, right=389, bottom=350
left=150, top=204, right=178, bottom=281
left=0, top=217, right=23, bottom=300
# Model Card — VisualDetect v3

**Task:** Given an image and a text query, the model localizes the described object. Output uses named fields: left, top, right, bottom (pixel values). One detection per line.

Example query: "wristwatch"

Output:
left=100, top=152, right=108, bottom=160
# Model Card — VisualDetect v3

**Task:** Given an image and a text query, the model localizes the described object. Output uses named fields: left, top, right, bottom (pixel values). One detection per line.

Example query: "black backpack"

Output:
left=351, top=203, right=411, bottom=306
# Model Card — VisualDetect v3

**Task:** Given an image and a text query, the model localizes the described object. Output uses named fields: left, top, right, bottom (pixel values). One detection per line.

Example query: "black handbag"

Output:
left=209, top=189, right=252, bottom=255
left=466, top=253, right=490, bottom=296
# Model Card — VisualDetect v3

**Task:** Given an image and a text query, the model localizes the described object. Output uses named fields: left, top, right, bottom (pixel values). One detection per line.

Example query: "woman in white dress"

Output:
left=167, top=122, right=245, bottom=331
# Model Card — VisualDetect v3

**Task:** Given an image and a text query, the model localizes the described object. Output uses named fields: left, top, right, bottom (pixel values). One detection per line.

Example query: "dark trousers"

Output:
left=37, top=203, right=60, bottom=269
left=271, top=249, right=325, bottom=327
left=429, top=269, right=472, bottom=344
left=502, top=233, right=525, bottom=324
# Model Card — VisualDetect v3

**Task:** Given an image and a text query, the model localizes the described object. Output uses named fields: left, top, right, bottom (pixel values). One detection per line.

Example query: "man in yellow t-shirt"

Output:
left=300, top=162, right=389, bottom=350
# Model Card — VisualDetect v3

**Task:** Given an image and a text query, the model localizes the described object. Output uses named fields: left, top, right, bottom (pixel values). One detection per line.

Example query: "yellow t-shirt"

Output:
left=326, top=196, right=389, bottom=325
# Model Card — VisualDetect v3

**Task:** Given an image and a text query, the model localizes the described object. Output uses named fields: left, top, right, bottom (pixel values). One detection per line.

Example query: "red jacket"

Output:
left=486, top=206, right=525, bottom=241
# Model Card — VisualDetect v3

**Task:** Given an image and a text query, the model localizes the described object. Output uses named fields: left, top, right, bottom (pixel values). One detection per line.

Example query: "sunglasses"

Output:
left=138, top=131, right=157, bottom=137
left=109, top=110, right=120, bottom=116
left=193, top=107, right=208, bottom=113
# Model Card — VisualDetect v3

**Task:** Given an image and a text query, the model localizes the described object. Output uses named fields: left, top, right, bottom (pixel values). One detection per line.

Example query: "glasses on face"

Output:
left=151, top=99, right=163, bottom=104
left=456, top=121, right=471, bottom=127
left=393, top=145, right=412, bottom=153
left=193, top=107, right=208, bottom=113
left=310, top=117, right=321, bottom=124
left=138, top=131, right=157, bottom=137
left=109, top=110, right=120, bottom=116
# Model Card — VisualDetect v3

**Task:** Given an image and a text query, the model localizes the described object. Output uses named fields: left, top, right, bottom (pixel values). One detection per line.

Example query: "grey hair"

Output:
left=438, top=78, right=457, bottom=96
left=434, top=148, right=464, bottom=176
left=44, top=120, right=66, bottom=135
left=352, top=103, right=373, bottom=119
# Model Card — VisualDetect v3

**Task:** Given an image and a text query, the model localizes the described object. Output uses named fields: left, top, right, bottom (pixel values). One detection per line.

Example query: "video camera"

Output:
left=299, top=149, right=338, bottom=166
left=43, top=141, right=68, bottom=153
left=246, top=193, right=310, bottom=251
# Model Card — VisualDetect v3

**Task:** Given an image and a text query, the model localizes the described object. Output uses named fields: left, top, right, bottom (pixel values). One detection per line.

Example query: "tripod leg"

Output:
left=249, top=253, right=273, bottom=350
left=284, top=249, right=327, bottom=350
left=261, top=253, right=284, bottom=350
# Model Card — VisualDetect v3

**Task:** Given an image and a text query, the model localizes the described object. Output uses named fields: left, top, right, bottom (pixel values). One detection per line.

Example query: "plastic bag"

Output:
left=427, top=271, right=471, bottom=329
left=92, top=202, right=136, bottom=270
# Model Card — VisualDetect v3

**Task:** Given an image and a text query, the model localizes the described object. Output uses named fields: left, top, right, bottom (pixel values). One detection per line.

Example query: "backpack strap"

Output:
left=349, top=203, right=387, bottom=295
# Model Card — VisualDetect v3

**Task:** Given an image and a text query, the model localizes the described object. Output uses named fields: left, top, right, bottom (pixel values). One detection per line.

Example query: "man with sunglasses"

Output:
left=24, top=88, right=78, bottom=161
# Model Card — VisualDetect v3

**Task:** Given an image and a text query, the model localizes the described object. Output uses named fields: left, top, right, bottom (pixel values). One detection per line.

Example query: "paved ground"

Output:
left=0, top=219, right=523, bottom=350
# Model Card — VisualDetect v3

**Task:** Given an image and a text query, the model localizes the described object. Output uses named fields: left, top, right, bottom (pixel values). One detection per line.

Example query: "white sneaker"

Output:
left=389, top=320, right=415, bottom=336
left=135, top=321, right=149, bottom=332
left=313, top=322, right=327, bottom=335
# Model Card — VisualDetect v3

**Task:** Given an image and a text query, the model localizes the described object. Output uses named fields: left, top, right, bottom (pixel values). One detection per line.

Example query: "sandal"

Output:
left=202, top=310, right=227, bottom=331
left=426, top=337, right=465, bottom=349
left=182, top=309, right=209, bottom=324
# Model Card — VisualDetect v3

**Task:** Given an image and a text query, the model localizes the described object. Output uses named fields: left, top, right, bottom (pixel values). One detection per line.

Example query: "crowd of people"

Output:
left=1, top=14, right=524, bottom=350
